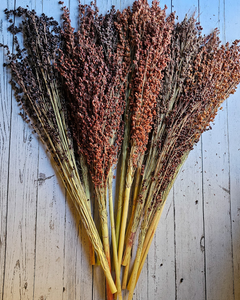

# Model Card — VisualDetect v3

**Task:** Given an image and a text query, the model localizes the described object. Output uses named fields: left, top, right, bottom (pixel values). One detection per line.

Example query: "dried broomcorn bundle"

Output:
left=114, top=1, right=175, bottom=273
left=1, top=2, right=240, bottom=300
left=57, top=2, right=130, bottom=298
left=123, top=16, right=240, bottom=299
left=0, top=6, right=117, bottom=295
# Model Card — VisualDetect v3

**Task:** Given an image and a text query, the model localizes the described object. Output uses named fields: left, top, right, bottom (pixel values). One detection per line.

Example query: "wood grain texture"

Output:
left=225, top=2, right=240, bottom=299
left=200, top=1, right=235, bottom=300
left=0, top=0, right=13, bottom=297
left=172, top=1, right=206, bottom=300
left=147, top=189, right=175, bottom=300
left=32, top=1, right=65, bottom=299
left=146, top=3, right=175, bottom=300
left=0, top=0, right=239, bottom=299
left=174, top=147, right=205, bottom=300
left=2, top=0, right=39, bottom=297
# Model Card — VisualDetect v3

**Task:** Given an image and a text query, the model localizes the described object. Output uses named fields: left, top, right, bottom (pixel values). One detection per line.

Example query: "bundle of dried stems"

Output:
left=1, top=1, right=240, bottom=300
left=0, top=5, right=117, bottom=295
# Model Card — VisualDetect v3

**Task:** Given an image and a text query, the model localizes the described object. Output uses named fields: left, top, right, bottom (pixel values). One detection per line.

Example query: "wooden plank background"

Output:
left=0, top=0, right=239, bottom=299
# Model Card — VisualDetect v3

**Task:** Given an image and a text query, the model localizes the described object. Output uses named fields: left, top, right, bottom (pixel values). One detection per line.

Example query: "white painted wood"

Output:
left=174, top=146, right=205, bottom=300
left=0, top=0, right=240, bottom=300
left=200, top=1, right=234, bottom=300
left=133, top=252, right=148, bottom=300
left=33, top=149, right=65, bottom=300
left=62, top=196, right=79, bottom=300
left=172, top=0, right=198, bottom=20
left=228, top=87, right=240, bottom=300
left=146, top=1, right=175, bottom=298
left=32, top=1, right=66, bottom=299
left=170, top=2, right=205, bottom=300
left=202, top=101, right=234, bottom=300
left=2, top=0, right=39, bottom=298
left=225, top=1, right=240, bottom=299
left=147, top=189, right=175, bottom=300
left=0, top=0, right=13, bottom=297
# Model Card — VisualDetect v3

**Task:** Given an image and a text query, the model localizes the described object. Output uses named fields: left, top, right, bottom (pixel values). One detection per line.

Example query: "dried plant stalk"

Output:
left=122, top=15, right=205, bottom=268
left=1, top=6, right=117, bottom=294
left=116, top=0, right=175, bottom=271
left=126, top=16, right=240, bottom=298
left=2, top=3, right=240, bottom=300
left=108, top=168, right=122, bottom=299
left=57, top=3, right=130, bottom=298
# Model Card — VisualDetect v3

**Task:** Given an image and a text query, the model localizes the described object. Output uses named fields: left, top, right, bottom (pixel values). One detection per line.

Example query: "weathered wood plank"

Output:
left=170, top=2, right=205, bottom=300
left=200, top=1, right=234, bottom=299
left=2, top=0, right=39, bottom=297
left=33, top=149, right=65, bottom=300
left=228, top=87, right=240, bottom=300
left=225, top=1, right=240, bottom=299
left=62, top=197, right=78, bottom=300
left=146, top=1, right=175, bottom=298
left=172, top=0, right=198, bottom=20
left=32, top=1, right=65, bottom=299
left=2, top=0, right=40, bottom=298
left=147, top=189, right=175, bottom=300
left=0, top=0, right=14, bottom=297
left=174, top=146, right=205, bottom=300
left=0, top=0, right=240, bottom=299
left=228, top=93, right=240, bottom=300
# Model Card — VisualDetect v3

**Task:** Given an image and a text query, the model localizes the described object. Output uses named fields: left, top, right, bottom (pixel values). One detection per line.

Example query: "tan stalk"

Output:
left=122, top=254, right=131, bottom=289
left=122, top=153, right=156, bottom=266
left=115, top=86, right=131, bottom=248
left=108, top=168, right=122, bottom=300
left=125, top=155, right=144, bottom=242
left=131, top=151, right=190, bottom=289
left=19, top=71, right=116, bottom=294
left=95, top=186, right=113, bottom=300
left=121, top=156, right=143, bottom=275
left=117, top=161, right=134, bottom=269
left=135, top=204, right=165, bottom=286
left=59, top=172, right=116, bottom=294
left=80, top=155, right=95, bottom=265
left=126, top=223, right=147, bottom=299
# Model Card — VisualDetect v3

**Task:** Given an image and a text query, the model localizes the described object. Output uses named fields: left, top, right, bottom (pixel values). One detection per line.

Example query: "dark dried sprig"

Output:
left=0, top=6, right=117, bottom=295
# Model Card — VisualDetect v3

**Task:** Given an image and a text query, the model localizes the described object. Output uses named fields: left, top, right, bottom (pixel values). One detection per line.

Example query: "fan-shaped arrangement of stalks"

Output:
left=1, top=1, right=240, bottom=300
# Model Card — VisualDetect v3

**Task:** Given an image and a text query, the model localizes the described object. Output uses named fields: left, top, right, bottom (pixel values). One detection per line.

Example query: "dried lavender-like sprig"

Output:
left=1, top=6, right=117, bottom=295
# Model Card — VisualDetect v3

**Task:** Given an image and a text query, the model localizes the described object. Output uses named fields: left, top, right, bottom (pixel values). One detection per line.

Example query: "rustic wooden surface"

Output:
left=0, top=0, right=240, bottom=299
